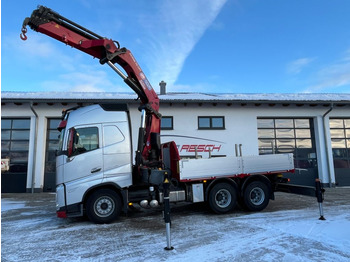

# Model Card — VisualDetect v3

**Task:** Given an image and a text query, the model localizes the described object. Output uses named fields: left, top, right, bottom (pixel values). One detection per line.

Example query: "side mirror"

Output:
left=67, top=128, right=76, bottom=157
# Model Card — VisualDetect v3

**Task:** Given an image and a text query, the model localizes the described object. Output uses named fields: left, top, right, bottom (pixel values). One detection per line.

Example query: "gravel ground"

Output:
left=1, top=188, right=350, bottom=261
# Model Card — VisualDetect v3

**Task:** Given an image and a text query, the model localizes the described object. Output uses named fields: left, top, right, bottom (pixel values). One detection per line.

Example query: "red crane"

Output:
left=21, top=5, right=164, bottom=167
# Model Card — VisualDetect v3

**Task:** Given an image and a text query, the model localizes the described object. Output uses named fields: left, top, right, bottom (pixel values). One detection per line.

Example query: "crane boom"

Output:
left=21, top=5, right=162, bottom=167
left=21, top=6, right=159, bottom=111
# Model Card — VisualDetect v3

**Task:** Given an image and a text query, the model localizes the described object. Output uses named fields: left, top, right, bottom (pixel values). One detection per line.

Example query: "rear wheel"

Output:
left=208, top=183, right=237, bottom=214
left=243, top=181, right=270, bottom=211
left=86, top=189, right=122, bottom=224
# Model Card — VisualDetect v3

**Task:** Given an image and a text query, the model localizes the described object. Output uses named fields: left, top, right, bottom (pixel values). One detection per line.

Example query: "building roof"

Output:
left=2, top=91, right=350, bottom=105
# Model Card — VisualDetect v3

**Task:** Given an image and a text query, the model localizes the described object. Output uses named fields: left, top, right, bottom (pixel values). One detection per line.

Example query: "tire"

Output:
left=243, top=181, right=270, bottom=212
left=208, top=183, right=237, bottom=214
left=86, top=189, right=122, bottom=224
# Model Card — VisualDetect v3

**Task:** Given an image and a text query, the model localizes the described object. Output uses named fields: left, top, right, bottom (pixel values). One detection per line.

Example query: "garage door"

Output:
left=1, top=119, right=30, bottom=193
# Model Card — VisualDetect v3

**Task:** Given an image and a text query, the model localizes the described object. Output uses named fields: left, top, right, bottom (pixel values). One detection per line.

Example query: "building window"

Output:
left=330, top=118, right=350, bottom=186
left=1, top=118, right=31, bottom=193
left=1, top=118, right=30, bottom=172
left=198, top=116, right=225, bottom=130
left=330, top=119, right=350, bottom=168
left=257, top=118, right=313, bottom=155
left=161, top=116, right=173, bottom=130
left=257, top=118, right=318, bottom=186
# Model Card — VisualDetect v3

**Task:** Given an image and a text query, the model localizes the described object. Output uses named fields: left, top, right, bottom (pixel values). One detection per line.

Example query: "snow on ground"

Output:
left=1, top=194, right=350, bottom=262
left=1, top=199, right=27, bottom=212
left=167, top=206, right=350, bottom=262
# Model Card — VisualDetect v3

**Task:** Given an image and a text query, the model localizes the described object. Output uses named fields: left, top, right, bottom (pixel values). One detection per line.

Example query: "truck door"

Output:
left=64, top=125, right=103, bottom=183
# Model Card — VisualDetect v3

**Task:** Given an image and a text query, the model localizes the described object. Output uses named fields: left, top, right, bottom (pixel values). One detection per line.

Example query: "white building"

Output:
left=1, top=91, right=350, bottom=193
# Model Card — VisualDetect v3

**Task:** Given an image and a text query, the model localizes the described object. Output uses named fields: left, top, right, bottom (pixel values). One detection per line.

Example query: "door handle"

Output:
left=91, top=167, right=101, bottom=173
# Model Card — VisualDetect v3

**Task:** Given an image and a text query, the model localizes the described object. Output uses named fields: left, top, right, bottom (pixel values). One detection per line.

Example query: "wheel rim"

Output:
left=249, top=187, right=265, bottom=206
left=94, top=196, right=115, bottom=217
left=215, top=189, right=231, bottom=208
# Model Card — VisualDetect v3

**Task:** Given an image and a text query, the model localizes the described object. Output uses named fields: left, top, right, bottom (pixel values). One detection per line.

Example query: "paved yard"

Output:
left=2, top=188, right=350, bottom=261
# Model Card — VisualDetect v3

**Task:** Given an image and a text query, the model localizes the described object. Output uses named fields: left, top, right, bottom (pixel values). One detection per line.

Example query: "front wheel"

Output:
left=243, top=181, right=270, bottom=212
left=86, top=189, right=122, bottom=224
left=208, top=183, right=237, bottom=214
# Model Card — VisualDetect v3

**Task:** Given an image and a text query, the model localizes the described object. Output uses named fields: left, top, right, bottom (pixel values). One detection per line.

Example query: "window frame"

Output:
left=161, top=116, right=174, bottom=130
left=198, top=116, right=225, bottom=130
left=68, top=126, right=99, bottom=157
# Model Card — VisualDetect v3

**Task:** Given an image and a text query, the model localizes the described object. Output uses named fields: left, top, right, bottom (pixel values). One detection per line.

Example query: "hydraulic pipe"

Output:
left=163, top=172, right=174, bottom=250
left=140, top=109, right=146, bottom=128
left=107, top=61, right=127, bottom=80
left=136, top=109, right=147, bottom=166
left=107, top=61, right=147, bottom=103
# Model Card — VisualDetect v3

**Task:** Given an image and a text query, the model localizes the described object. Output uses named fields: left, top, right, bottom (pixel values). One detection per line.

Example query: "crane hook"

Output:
left=20, top=27, right=27, bottom=41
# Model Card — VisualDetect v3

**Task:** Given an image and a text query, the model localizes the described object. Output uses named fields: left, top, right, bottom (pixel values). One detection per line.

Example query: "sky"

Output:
left=2, top=0, right=350, bottom=94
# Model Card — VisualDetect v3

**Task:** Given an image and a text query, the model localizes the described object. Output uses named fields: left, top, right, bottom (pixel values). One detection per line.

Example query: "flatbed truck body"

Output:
left=55, top=104, right=294, bottom=222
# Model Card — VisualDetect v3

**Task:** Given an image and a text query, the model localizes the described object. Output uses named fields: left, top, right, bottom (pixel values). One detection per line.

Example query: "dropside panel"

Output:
left=179, top=156, right=241, bottom=180
left=242, top=154, right=294, bottom=174
left=179, top=153, right=294, bottom=181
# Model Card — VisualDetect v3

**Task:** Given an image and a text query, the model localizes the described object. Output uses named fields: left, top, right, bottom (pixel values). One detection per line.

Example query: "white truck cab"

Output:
left=56, top=104, right=133, bottom=219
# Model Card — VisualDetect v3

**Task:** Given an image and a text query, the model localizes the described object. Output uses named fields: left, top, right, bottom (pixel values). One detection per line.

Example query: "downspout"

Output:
left=322, top=103, right=334, bottom=187
left=30, top=102, right=38, bottom=193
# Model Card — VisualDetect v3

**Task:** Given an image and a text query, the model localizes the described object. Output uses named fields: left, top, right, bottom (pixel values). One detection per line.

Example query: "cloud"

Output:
left=139, top=0, right=227, bottom=89
left=8, top=33, right=77, bottom=71
left=342, top=48, right=350, bottom=62
left=41, top=69, right=126, bottom=92
left=5, top=2, right=228, bottom=93
left=286, top=57, right=315, bottom=75
left=8, top=33, right=125, bottom=92
left=304, top=49, right=350, bottom=92
left=304, top=64, right=350, bottom=93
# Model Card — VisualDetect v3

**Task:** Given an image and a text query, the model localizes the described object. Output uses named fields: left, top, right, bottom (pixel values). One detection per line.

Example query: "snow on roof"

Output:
left=1, top=92, right=136, bottom=101
left=2, top=91, right=350, bottom=103
left=160, top=92, right=350, bottom=102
